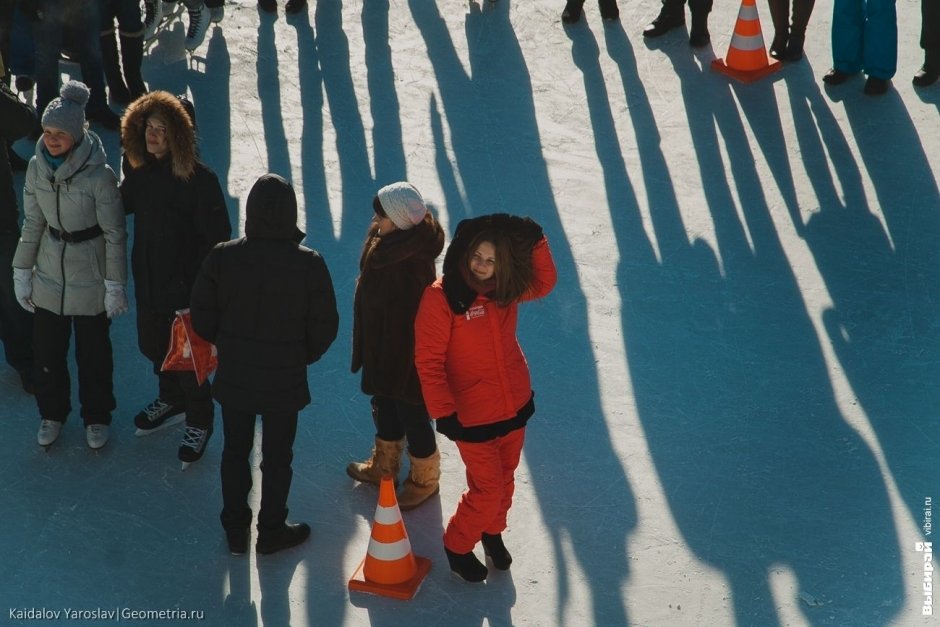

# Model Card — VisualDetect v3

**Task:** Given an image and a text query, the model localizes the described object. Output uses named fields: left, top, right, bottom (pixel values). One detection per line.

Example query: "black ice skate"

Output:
left=135, top=398, right=185, bottom=436
left=179, top=425, right=212, bottom=470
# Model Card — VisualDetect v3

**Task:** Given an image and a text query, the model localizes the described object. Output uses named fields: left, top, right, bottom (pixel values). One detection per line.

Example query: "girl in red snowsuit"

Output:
left=414, top=214, right=557, bottom=582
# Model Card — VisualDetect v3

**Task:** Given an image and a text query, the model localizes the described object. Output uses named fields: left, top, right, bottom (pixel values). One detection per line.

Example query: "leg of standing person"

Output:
left=688, top=0, right=711, bottom=47
left=220, top=405, right=256, bottom=554
left=860, top=0, right=896, bottom=94
left=643, top=0, right=687, bottom=38
left=481, top=427, right=525, bottom=571
left=0, top=230, right=35, bottom=392
left=74, top=311, right=114, bottom=448
left=256, top=409, right=310, bottom=554
left=134, top=307, right=186, bottom=433
left=100, top=16, right=131, bottom=105
left=396, top=400, right=441, bottom=511
left=114, top=0, right=146, bottom=99
left=70, top=0, right=120, bottom=128
left=914, top=0, right=940, bottom=85
left=33, top=1, right=65, bottom=117
left=181, top=0, right=208, bottom=51
left=784, top=0, right=815, bottom=61
left=767, top=0, right=791, bottom=59
left=32, top=307, right=73, bottom=446
left=177, top=371, right=214, bottom=467
left=346, top=395, right=406, bottom=485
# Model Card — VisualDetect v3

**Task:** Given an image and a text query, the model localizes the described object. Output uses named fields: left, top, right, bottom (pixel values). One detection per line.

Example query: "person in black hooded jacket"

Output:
left=190, top=173, right=339, bottom=556
left=120, top=90, right=231, bottom=468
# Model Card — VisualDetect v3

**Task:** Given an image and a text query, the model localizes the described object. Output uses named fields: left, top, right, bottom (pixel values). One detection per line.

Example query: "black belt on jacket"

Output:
left=48, top=224, right=103, bottom=243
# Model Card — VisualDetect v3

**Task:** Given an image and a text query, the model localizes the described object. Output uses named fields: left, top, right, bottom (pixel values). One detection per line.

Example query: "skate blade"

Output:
left=134, top=413, right=186, bottom=437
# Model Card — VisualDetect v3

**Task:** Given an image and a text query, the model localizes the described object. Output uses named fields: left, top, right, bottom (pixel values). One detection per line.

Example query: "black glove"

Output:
left=435, top=413, right=463, bottom=441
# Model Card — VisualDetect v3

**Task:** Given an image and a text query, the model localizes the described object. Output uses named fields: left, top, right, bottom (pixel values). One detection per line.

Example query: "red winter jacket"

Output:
left=415, top=237, right=556, bottom=426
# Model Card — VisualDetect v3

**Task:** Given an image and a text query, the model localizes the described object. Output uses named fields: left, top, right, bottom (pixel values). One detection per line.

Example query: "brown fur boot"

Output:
left=346, top=437, right=404, bottom=486
left=398, top=450, right=441, bottom=511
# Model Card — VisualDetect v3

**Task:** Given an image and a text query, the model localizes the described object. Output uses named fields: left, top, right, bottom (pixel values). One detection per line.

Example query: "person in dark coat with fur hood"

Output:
left=346, top=182, right=445, bottom=511
left=190, top=173, right=339, bottom=556
left=119, top=90, right=232, bottom=468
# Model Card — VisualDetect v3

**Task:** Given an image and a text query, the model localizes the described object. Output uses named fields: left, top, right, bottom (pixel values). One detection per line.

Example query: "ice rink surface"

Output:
left=2, top=0, right=938, bottom=625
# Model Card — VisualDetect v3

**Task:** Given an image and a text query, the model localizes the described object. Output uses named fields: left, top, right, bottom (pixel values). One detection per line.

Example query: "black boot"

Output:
left=256, top=522, right=310, bottom=555
left=562, top=0, right=585, bottom=23
left=120, top=34, right=147, bottom=100
left=445, top=547, right=488, bottom=582
left=913, top=49, right=940, bottom=87
left=766, top=0, right=789, bottom=59
left=643, top=4, right=685, bottom=38
left=225, top=527, right=250, bottom=555
left=688, top=11, right=710, bottom=47
left=481, top=533, right=512, bottom=570
left=100, top=31, right=131, bottom=105
left=784, top=0, right=814, bottom=61
left=599, top=0, right=619, bottom=21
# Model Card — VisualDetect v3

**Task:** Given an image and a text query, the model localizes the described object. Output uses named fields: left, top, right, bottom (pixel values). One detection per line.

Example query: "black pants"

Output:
left=925, top=0, right=940, bottom=50
left=137, top=307, right=214, bottom=429
left=662, top=0, right=713, bottom=16
left=372, top=395, right=436, bottom=458
left=219, top=406, right=298, bottom=534
left=0, top=230, right=33, bottom=374
left=33, top=307, right=114, bottom=425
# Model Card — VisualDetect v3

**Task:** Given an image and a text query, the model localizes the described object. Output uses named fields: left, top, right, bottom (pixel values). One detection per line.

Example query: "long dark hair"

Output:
left=462, top=229, right=534, bottom=306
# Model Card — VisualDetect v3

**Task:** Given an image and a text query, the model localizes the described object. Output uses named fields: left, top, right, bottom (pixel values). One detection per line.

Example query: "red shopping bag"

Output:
left=161, top=309, right=217, bottom=385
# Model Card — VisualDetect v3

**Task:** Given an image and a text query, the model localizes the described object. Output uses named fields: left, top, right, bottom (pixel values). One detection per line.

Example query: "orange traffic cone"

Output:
left=711, top=0, right=781, bottom=83
left=348, top=475, right=432, bottom=600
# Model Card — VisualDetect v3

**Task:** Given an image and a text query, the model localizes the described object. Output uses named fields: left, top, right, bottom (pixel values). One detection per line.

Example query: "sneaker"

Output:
left=134, top=398, right=185, bottom=435
left=37, top=419, right=62, bottom=446
left=179, top=424, right=212, bottom=468
left=144, top=0, right=164, bottom=39
left=86, top=424, right=110, bottom=449
left=226, top=527, right=249, bottom=555
left=209, top=5, right=224, bottom=23
left=256, top=522, right=310, bottom=555
left=185, top=8, right=209, bottom=51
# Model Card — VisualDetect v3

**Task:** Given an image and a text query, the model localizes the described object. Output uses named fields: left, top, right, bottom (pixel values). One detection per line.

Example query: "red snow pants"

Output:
left=443, top=427, right=526, bottom=554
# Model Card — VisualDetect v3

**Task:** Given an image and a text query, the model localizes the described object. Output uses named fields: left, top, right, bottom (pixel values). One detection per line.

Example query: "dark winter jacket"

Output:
left=351, top=213, right=444, bottom=404
left=120, top=91, right=231, bottom=313
left=190, top=174, right=339, bottom=414
left=415, top=214, right=556, bottom=432
left=0, top=81, right=36, bottom=234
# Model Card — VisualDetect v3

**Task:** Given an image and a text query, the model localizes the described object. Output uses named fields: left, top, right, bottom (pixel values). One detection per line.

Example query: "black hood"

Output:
left=245, top=174, right=305, bottom=242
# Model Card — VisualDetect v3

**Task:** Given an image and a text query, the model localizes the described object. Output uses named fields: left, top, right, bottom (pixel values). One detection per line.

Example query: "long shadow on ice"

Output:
left=410, top=1, right=635, bottom=624
left=602, top=29, right=903, bottom=626
left=801, top=86, right=940, bottom=539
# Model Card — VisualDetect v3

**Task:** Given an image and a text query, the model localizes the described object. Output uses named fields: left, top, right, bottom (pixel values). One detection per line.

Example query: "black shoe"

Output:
left=481, top=533, right=512, bottom=570
left=642, top=11, right=685, bottom=38
left=258, top=0, right=277, bottom=12
left=783, top=33, right=804, bottom=61
left=688, top=13, right=709, bottom=47
left=444, top=547, right=488, bottom=582
left=561, top=0, right=584, bottom=24
left=913, top=64, right=940, bottom=87
left=226, top=527, right=250, bottom=555
left=822, top=68, right=854, bottom=85
left=863, top=76, right=889, bottom=95
left=256, top=522, right=310, bottom=555
left=86, top=106, right=121, bottom=130
left=285, top=0, right=306, bottom=13
left=599, top=0, right=619, bottom=21
left=769, top=33, right=787, bottom=60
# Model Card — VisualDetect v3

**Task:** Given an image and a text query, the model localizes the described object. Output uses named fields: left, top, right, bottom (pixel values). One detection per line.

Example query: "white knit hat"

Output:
left=376, top=182, right=428, bottom=231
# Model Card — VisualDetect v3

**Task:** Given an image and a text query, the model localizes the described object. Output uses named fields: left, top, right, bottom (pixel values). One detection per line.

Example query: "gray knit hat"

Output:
left=376, top=182, right=428, bottom=231
left=41, top=80, right=90, bottom=140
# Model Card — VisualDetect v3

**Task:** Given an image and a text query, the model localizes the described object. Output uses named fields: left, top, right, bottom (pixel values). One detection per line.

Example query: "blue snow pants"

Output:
left=831, top=0, right=897, bottom=79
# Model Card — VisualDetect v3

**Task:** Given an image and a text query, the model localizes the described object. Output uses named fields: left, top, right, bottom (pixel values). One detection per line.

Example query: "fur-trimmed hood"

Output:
left=121, top=91, right=196, bottom=180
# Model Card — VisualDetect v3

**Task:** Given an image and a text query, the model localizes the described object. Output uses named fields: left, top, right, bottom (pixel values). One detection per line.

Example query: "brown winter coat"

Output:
left=351, top=213, right=444, bottom=404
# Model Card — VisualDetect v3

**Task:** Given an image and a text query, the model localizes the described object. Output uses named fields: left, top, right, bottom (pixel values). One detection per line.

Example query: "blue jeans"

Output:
left=831, top=0, right=898, bottom=79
